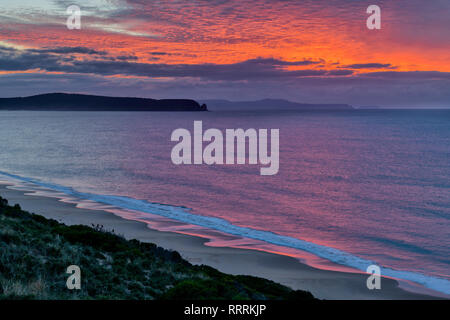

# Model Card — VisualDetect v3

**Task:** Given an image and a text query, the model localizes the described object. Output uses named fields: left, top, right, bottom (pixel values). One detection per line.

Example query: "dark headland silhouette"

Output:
left=0, top=93, right=208, bottom=111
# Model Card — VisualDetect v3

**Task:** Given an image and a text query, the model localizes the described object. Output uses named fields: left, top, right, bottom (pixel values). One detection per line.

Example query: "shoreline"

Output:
left=0, top=183, right=442, bottom=300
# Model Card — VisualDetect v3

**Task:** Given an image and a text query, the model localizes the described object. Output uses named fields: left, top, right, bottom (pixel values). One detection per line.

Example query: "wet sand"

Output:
left=0, top=184, right=439, bottom=300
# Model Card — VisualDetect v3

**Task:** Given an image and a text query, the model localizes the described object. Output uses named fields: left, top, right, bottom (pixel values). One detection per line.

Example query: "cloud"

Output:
left=51, top=58, right=343, bottom=80
left=116, top=55, right=139, bottom=61
left=342, top=63, right=395, bottom=69
left=0, top=48, right=348, bottom=80
left=0, top=46, right=60, bottom=71
left=29, top=46, right=107, bottom=55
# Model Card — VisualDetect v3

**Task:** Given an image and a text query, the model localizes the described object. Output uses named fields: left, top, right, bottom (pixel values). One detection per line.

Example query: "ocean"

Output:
left=0, top=109, right=449, bottom=296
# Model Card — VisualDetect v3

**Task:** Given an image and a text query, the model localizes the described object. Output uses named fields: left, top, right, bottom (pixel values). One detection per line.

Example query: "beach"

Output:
left=0, top=183, right=438, bottom=300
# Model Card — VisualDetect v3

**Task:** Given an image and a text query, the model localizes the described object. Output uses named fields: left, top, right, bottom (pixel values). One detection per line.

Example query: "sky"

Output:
left=0, top=0, right=449, bottom=107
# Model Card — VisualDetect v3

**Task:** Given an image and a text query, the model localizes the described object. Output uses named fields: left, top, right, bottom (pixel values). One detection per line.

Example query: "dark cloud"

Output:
left=116, top=55, right=139, bottom=61
left=3, top=46, right=450, bottom=85
left=327, top=69, right=354, bottom=76
left=0, top=46, right=60, bottom=71
left=342, top=63, right=394, bottom=69
left=49, top=57, right=349, bottom=80
left=29, top=46, right=107, bottom=55
left=247, top=58, right=324, bottom=66
left=0, top=48, right=347, bottom=80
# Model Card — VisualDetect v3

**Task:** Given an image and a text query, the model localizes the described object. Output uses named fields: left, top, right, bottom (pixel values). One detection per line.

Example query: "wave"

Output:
left=1, top=170, right=449, bottom=295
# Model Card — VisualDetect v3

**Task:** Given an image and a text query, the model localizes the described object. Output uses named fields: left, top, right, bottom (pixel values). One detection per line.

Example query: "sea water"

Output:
left=0, top=110, right=448, bottom=295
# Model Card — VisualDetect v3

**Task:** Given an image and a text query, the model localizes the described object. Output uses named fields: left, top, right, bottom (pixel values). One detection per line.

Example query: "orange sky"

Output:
left=0, top=0, right=449, bottom=106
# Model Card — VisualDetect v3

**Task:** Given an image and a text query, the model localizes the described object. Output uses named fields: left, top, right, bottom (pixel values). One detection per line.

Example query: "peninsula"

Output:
left=0, top=93, right=208, bottom=111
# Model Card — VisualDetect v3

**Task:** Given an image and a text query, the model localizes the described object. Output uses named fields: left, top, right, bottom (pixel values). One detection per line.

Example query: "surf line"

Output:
left=170, top=121, right=279, bottom=175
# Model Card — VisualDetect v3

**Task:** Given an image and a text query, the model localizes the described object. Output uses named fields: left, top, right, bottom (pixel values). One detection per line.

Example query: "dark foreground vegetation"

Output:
left=0, top=196, right=315, bottom=300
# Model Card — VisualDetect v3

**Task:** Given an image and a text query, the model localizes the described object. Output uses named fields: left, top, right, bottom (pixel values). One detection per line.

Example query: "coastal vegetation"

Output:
left=0, top=196, right=315, bottom=300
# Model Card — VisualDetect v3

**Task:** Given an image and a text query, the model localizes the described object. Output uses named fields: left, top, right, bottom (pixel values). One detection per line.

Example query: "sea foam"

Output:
left=1, top=170, right=449, bottom=296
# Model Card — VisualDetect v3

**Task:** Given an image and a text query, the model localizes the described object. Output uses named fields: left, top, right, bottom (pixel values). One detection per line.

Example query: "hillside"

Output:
left=0, top=196, right=315, bottom=300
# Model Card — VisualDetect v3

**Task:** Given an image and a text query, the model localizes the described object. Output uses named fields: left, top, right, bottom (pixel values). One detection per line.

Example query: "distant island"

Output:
left=200, top=99, right=354, bottom=111
left=0, top=93, right=208, bottom=111
left=356, top=106, right=382, bottom=110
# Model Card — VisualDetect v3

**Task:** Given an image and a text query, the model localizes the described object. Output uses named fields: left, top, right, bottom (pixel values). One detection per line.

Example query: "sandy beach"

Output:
left=0, top=183, right=439, bottom=300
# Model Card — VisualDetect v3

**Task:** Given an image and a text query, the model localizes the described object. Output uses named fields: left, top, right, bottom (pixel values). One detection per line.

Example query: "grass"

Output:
left=0, top=196, right=316, bottom=300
